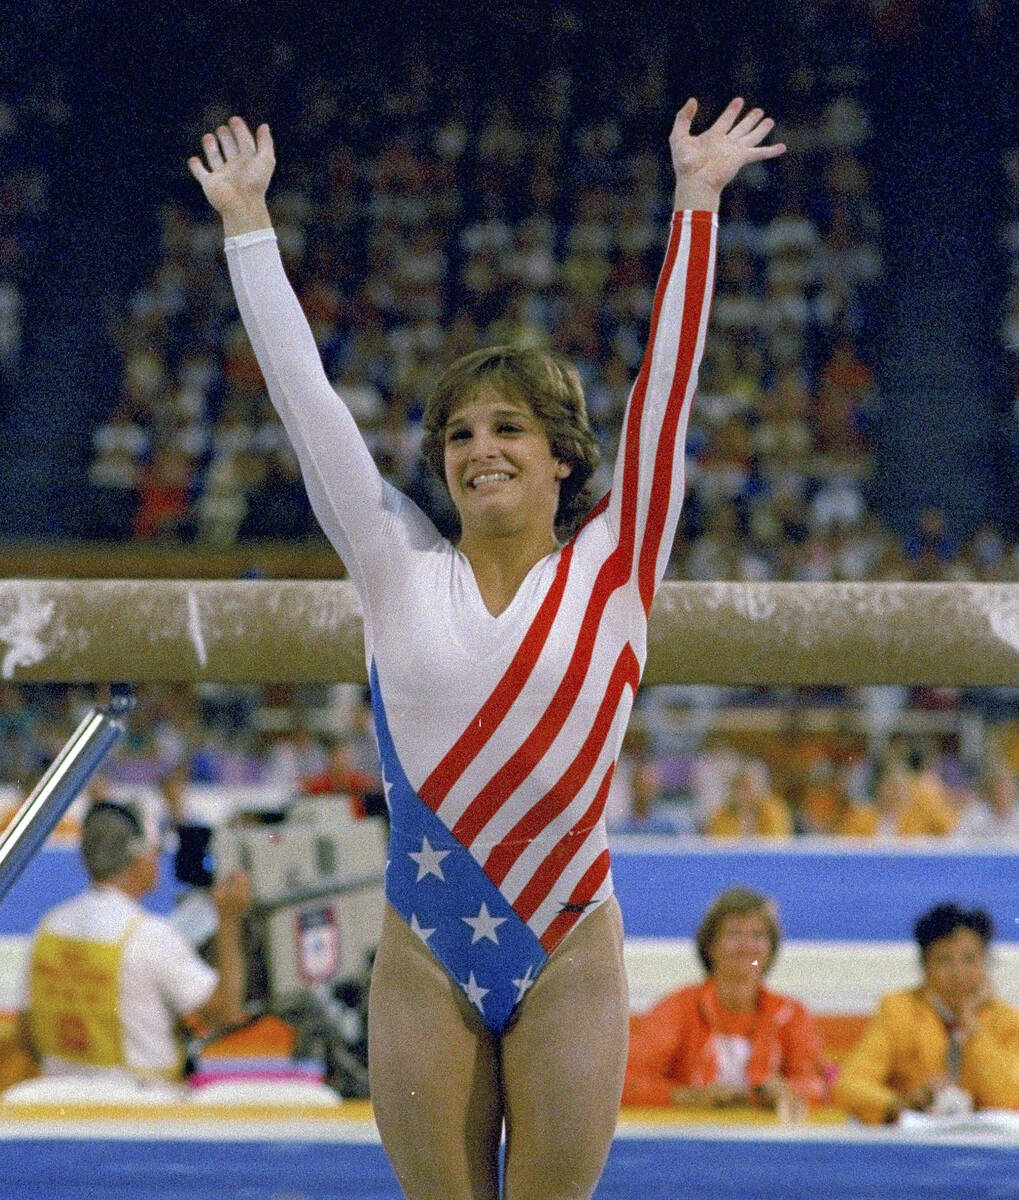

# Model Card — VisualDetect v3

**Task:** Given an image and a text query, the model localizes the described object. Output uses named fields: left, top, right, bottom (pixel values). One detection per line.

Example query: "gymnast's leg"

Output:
left=368, top=904, right=503, bottom=1200
left=500, top=896, right=629, bottom=1200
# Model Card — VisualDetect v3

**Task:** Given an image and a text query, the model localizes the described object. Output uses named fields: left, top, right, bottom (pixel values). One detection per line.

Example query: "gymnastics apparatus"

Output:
left=0, top=575, right=1016, bottom=903
left=3, top=578, right=1019, bottom=686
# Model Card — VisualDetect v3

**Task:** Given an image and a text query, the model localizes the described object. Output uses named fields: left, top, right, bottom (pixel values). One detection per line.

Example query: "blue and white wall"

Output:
left=614, top=838, right=1019, bottom=1013
left=2, top=836, right=1018, bottom=1017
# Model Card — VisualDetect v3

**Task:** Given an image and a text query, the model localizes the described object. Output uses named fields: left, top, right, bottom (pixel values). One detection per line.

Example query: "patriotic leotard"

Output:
left=226, top=210, right=717, bottom=1033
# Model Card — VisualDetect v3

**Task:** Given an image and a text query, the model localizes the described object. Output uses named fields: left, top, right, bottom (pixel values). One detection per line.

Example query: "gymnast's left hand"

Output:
left=670, top=97, right=785, bottom=211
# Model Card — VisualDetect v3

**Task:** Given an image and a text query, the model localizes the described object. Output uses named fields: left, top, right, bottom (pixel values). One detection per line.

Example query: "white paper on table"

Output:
left=898, top=1110, right=1019, bottom=1137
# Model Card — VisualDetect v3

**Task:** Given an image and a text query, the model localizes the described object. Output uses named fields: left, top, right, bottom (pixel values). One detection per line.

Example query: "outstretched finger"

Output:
left=745, top=141, right=787, bottom=161
left=216, top=123, right=240, bottom=160
left=741, top=116, right=777, bottom=146
left=709, top=97, right=745, bottom=136
left=201, top=132, right=224, bottom=171
left=671, top=97, right=698, bottom=138
left=255, top=122, right=275, bottom=162
left=187, top=155, right=210, bottom=183
left=730, top=107, right=764, bottom=139
left=229, top=115, right=257, bottom=154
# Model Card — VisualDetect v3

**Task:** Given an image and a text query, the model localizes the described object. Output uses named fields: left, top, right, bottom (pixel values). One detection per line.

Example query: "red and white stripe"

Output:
left=414, top=211, right=717, bottom=950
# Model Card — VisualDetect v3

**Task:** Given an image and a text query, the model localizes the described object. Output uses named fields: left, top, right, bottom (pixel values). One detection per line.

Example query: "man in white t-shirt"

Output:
left=17, top=801, right=250, bottom=1083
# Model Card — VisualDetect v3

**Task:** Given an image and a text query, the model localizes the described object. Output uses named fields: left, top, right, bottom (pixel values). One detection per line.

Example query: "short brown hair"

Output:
left=421, top=345, right=601, bottom=537
left=695, top=886, right=781, bottom=974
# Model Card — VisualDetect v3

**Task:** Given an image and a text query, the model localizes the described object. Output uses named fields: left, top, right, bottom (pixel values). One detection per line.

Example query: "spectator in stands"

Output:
left=84, top=405, right=146, bottom=540
left=704, top=759, right=793, bottom=837
left=131, top=444, right=194, bottom=540
left=15, top=800, right=251, bottom=1086
left=812, top=333, right=874, bottom=458
left=609, top=779, right=682, bottom=836
left=301, top=732, right=386, bottom=821
left=622, top=886, right=828, bottom=1114
left=834, top=902, right=1019, bottom=1123
left=806, top=762, right=894, bottom=838
left=848, top=753, right=957, bottom=837
left=953, top=762, right=1019, bottom=841
left=904, top=507, right=959, bottom=581
left=606, top=719, right=680, bottom=835
left=261, top=718, right=328, bottom=792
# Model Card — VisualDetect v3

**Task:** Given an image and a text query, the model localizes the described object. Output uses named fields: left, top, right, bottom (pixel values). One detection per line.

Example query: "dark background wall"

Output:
left=1, top=0, right=1016, bottom=544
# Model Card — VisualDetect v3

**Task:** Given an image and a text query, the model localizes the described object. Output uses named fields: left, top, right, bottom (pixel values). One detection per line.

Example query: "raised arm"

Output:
left=194, top=869, right=252, bottom=1030
left=189, top=119, right=427, bottom=597
left=603, top=98, right=784, bottom=611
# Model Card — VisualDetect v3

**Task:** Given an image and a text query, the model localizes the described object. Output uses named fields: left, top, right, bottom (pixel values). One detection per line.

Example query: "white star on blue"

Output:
left=370, top=662, right=547, bottom=1033
left=408, top=835, right=450, bottom=882
left=463, top=902, right=507, bottom=945
left=462, top=971, right=489, bottom=1013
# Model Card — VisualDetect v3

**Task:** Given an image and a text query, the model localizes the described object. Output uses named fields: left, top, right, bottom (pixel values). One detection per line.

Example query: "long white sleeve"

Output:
left=224, top=229, right=439, bottom=599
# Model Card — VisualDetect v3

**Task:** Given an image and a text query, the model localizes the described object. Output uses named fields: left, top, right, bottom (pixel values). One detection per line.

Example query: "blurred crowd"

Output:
left=0, top=5, right=975, bottom=582
left=0, top=5, right=1011, bottom=576
left=0, top=67, right=67, bottom=428
left=82, top=39, right=881, bottom=567
left=5, top=681, right=1019, bottom=846
left=0, top=682, right=380, bottom=826
left=85, top=37, right=895, bottom=578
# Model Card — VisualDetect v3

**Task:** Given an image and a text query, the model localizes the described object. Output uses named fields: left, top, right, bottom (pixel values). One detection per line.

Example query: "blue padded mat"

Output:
left=3, top=1134, right=1019, bottom=1199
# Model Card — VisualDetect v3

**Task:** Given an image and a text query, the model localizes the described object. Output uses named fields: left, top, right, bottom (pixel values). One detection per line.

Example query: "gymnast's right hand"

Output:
left=188, top=116, right=275, bottom=237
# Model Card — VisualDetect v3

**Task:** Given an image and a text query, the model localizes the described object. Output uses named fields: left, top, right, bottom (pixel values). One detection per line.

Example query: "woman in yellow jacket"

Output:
left=834, top=903, right=1019, bottom=1123
left=705, top=761, right=793, bottom=838
left=837, top=761, right=957, bottom=838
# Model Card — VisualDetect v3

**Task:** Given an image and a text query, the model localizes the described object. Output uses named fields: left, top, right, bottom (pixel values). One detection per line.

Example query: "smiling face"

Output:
left=443, top=386, right=571, bottom=542
left=422, top=345, right=600, bottom=540
left=709, top=911, right=774, bottom=987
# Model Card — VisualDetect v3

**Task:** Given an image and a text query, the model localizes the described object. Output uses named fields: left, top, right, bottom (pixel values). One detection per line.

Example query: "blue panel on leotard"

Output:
left=371, top=661, right=547, bottom=1034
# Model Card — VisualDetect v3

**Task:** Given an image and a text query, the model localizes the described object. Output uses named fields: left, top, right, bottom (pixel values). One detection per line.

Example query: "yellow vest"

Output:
left=28, top=915, right=182, bottom=1077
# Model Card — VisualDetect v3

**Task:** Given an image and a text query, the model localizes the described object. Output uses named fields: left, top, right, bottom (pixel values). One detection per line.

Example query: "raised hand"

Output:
left=211, top=868, right=252, bottom=920
left=188, top=116, right=275, bottom=237
left=955, top=977, right=991, bottom=1038
left=670, top=97, right=785, bottom=211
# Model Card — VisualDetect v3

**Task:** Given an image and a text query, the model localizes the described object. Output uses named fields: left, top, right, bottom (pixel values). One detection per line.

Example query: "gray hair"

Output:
left=80, top=802, right=147, bottom=882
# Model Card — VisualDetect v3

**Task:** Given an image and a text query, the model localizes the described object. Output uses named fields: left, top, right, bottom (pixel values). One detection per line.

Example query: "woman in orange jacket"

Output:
left=623, top=887, right=829, bottom=1113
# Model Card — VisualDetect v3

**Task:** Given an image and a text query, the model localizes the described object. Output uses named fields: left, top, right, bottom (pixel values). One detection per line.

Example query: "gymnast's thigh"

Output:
left=500, top=896, right=629, bottom=1200
left=368, top=903, right=503, bottom=1200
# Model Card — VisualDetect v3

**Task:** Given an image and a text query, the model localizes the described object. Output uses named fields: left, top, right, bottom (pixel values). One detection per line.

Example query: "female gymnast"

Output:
left=190, top=96, right=784, bottom=1200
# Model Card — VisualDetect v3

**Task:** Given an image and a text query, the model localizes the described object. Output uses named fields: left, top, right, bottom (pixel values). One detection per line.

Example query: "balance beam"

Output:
left=1, top=579, right=1017, bottom=685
